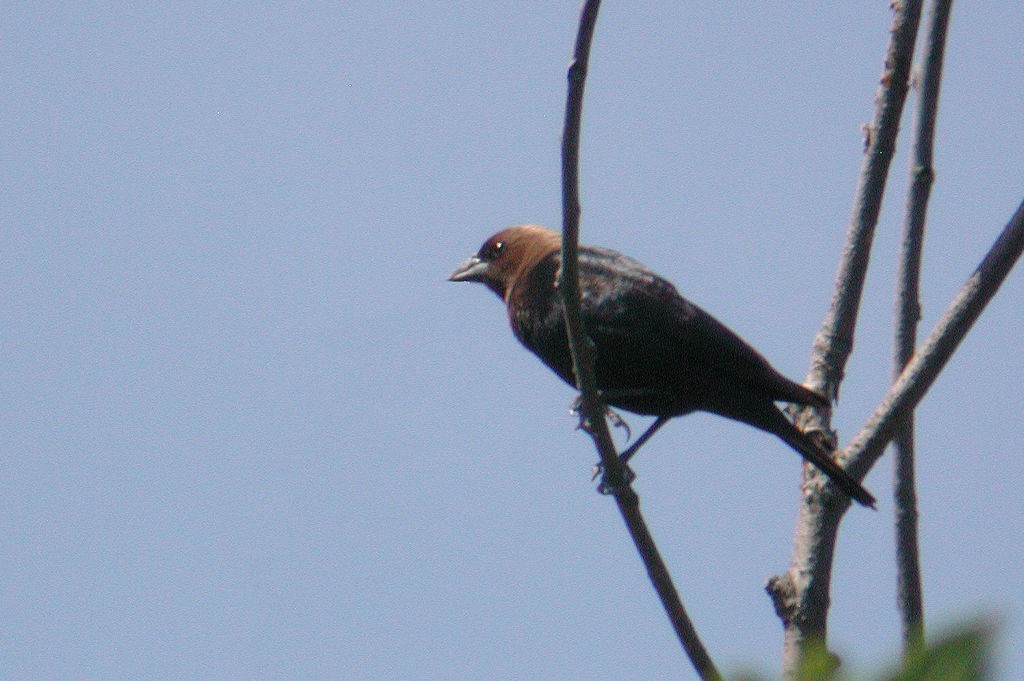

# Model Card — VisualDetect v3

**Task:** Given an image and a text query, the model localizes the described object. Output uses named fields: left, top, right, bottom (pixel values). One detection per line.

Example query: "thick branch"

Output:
left=558, top=3, right=720, bottom=680
left=779, top=4, right=925, bottom=677
left=773, top=197, right=1024, bottom=679
left=806, top=2, right=924, bottom=405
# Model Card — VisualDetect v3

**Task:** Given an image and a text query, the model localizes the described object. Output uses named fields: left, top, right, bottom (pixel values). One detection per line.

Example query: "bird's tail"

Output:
left=773, top=416, right=876, bottom=508
left=772, top=377, right=830, bottom=410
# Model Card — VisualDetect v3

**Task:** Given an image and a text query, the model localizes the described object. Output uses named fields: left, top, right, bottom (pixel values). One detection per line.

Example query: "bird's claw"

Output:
left=569, top=397, right=632, bottom=440
left=592, top=460, right=636, bottom=495
left=605, top=407, right=632, bottom=441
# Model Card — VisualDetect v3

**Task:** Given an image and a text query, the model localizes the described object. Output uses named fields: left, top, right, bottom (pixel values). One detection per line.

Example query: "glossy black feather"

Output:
left=510, top=246, right=825, bottom=419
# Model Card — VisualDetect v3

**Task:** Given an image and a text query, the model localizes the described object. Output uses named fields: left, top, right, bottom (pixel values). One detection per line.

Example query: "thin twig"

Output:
left=558, top=3, right=721, bottom=680
left=560, top=0, right=620, bottom=483
left=775, top=3, right=925, bottom=677
left=892, top=0, right=954, bottom=656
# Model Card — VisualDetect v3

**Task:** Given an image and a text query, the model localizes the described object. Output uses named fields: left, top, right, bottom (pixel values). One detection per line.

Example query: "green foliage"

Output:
left=730, top=620, right=993, bottom=681
left=798, top=638, right=842, bottom=681
left=885, top=620, right=993, bottom=681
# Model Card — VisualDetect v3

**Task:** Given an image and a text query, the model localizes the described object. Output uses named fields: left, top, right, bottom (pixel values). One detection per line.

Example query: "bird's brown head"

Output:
left=448, top=225, right=561, bottom=301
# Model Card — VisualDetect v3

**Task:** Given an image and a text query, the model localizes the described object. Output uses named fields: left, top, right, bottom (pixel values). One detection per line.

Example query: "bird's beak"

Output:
left=447, top=255, right=489, bottom=282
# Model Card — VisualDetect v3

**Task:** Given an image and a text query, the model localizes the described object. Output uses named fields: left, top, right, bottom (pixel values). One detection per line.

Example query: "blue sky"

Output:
left=3, top=4, right=1022, bottom=679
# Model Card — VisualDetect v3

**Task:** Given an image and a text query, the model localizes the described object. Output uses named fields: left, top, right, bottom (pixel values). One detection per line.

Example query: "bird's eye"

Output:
left=483, top=241, right=505, bottom=260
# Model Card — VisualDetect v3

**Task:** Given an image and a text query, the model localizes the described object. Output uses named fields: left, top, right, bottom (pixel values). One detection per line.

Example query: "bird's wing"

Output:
left=577, top=247, right=793, bottom=399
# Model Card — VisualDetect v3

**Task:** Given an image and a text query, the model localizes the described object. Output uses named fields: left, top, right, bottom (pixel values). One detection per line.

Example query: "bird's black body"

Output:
left=449, top=225, right=875, bottom=507
left=509, top=246, right=825, bottom=420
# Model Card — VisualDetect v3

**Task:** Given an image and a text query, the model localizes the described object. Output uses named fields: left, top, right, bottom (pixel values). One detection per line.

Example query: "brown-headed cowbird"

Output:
left=449, top=224, right=875, bottom=508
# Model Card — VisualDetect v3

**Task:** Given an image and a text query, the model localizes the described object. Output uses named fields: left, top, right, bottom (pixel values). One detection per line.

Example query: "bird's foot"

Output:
left=605, top=407, right=632, bottom=440
left=569, top=397, right=632, bottom=441
left=569, top=396, right=583, bottom=418
left=591, top=460, right=636, bottom=495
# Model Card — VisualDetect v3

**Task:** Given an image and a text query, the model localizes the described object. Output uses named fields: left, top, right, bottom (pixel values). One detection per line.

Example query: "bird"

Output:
left=448, top=224, right=875, bottom=508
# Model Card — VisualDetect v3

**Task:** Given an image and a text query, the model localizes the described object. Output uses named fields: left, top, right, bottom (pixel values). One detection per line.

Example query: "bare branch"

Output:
left=560, top=0, right=619, bottom=482
left=846, top=200, right=1024, bottom=476
left=558, top=3, right=721, bottom=679
left=892, top=0, right=955, bottom=656
left=777, top=4, right=926, bottom=676
left=771, top=197, right=1024, bottom=678
left=805, top=1, right=924, bottom=405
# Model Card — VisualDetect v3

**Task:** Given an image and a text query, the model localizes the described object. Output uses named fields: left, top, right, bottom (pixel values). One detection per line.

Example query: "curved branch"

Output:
left=560, top=0, right=618, bottom=478
left=558, top=3, right=721, bottom=680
